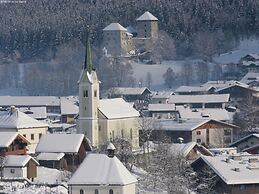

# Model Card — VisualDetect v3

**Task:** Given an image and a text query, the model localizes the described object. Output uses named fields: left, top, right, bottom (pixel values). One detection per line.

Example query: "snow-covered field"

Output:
left=213, top=38, right=259, bottom=64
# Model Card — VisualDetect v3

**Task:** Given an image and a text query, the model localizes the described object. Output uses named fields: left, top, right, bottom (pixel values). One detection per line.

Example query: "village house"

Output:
left=107, top=87, right=152, bottom=109
left=151, top=91, right=175, bottom=104
left=147, top=104, right=231, bottom=121
left=167, top=94, right=230, bottom=109
left=240, top=53, right=259, bottom=72
left=35, top=133, right=91, bottom=171
left=156, top=118, right=237, bottom=148
left=0, top=96, right=78, bottom=123
left=174, top=85, right=216, bottom=95
left=0, top=132, right=30, bottom=156
left=3, top=155, right=38, bottom=181
left=240, top=72, right=259, bottom=87
left=68, top=143, right=138, bottom=194
left=77, top=40, right=140, bottom=149
left=0, top=107, right=48, bottom=152
left=229, top=133, right=259, bottom=152
left=170, top=142, right=213, bottom=161
left=192, top=155, right=259, bottom=194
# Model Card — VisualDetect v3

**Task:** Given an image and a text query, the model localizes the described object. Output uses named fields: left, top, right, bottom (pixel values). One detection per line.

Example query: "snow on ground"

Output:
left=34, top=167, right=71, bottom=184
left=131, top=60, right=194, bottom=90
left=213, top=38, right=259, bottom=64
left=1, top=182, right=68, bottom=194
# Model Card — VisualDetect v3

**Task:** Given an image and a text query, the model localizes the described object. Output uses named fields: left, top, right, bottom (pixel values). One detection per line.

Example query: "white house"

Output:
left=68, top=144, right=138, bottom=194
left=3, top=155, right=39, bottom=181
left=0, top=107, right=49, bottom=152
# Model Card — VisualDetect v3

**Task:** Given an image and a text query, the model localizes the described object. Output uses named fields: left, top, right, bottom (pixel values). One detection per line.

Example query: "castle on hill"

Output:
left=103, top=11, right=158, bottom=56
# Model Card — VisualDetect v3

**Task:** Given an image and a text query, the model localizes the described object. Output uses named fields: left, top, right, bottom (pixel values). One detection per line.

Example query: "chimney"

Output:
left=107, top=142, right=116, bottom=158
left=10, top=106, right=16, bottom=115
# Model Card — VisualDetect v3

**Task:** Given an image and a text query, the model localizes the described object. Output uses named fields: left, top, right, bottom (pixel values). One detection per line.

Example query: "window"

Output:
left=10, top=169, right=15, bottom=174
left=109, top=189, right=114, bottom=194
left=23, top=134, right=26, bottom=138
left=31, top=134, right=34, bottom=140
left=196, top=131, right=201, bottom=135
left=83, top=90, right=88, bottom=97
left=99, top=125, right=101, bottom=131
left=39, top=133, right=42, bottom=139
left=196, top=139, right=201, bottom=143
left=94, top=90, right=97, bottom=97
left=112, top=131, right=115, bottom=140
left=121, top=130, right=124, bottom=138
left=80, top=189, right=84, bottom=194
left=94, top=189, right=99, bottom=194
left=130, top=128, right=133, bottom=140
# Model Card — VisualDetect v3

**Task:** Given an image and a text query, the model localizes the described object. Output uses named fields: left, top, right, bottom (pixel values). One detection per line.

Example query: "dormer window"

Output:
left=83, top=90, right=88, bottom=97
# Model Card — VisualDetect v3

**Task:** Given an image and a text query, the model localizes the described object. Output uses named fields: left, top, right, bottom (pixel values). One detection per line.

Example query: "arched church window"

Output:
left=80, top=189, right=84, bottom=194
left=94, top=189, right=99, bottom=194
left=109, top=189, right=114, bottom=194
left=83, top=90, right=88, bottom=97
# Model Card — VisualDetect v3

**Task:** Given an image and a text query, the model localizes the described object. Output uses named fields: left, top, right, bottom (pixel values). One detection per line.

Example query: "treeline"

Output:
left=0, top=0, right=258, bottom=59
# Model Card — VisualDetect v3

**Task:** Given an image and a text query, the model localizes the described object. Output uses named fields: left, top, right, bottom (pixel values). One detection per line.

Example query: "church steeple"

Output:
left=84, top=35, right=93, bottom=73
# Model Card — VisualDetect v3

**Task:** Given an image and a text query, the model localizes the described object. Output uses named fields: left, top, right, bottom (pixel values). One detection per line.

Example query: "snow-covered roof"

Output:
left=35, top=134, right=91, bottom=154
left=202, top=80, right=237, bottom=89
left=99, top=98, right=139, bottom=119
left=68, top=153, right=137, bottom=185
left=214, top=81, right=250, bottom=92
left=103, top=23, right=127, bottom=31
left=152, top=91, right=174, bottom=99
left=170, top=142, right=212, bottom=157
left=168, top=94, right=230, bottom=104
left=229, top=134, right=259, bottom=147
left=19, top=107, right=47, bottom=120
left=148, top=103, right=176, bottom=112
left=136, top=11, right=158, bottom=21
left=158, top=118, right=237, bottom=132
left=199, top=155, right=259, bottom=185
left=5, top=155, right=39, bottom=167
left=175, top=85, right=214, bottom=93
left=176, top=106, right=230, bottom=121
left=0, top=96, right=60, bottom=107
left=60, top=98, right=79, bottom=115
left=111, top=87, right=151, bottom=96
left=0, top=108, right=49, bottom=129
left=0, top=132, right=30, bottom=147
left=240, top=72, right=259, bottom=84
left=37, top=153, right=65, bottom=161
left=242, top=53, right=259, bottom=60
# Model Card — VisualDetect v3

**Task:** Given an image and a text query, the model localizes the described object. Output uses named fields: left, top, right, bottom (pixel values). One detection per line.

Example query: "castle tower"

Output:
left=136, top=11, right=158, bottom=39
left=78, top=37, right=100, bottom=147
left=103, top=23, right=132, bottom=55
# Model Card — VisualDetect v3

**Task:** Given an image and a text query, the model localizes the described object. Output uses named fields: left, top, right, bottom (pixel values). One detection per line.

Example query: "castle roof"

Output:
left=68, top=153, right=137, bottom=185
left=103, top=23, right=127, bottom=31
left=136, top=11, right=158, bottom=21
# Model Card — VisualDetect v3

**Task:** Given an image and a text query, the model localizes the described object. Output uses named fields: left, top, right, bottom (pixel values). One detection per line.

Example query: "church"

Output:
left=77, top=39, right=140, bottom=149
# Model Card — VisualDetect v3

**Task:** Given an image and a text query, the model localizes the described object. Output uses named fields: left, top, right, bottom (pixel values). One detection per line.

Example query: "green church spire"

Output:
left=84, top=35, right=93, bottom=73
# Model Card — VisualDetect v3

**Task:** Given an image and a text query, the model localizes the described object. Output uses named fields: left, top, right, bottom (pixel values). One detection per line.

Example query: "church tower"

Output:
left=78, top=37, right=100, bottom=147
